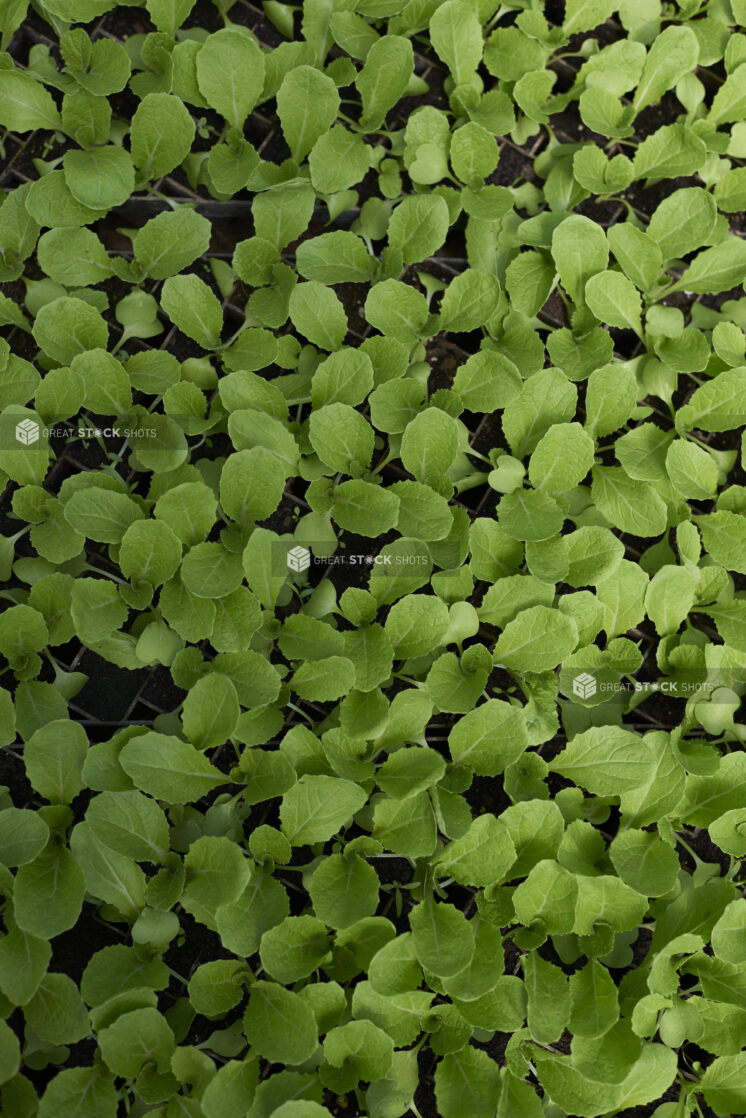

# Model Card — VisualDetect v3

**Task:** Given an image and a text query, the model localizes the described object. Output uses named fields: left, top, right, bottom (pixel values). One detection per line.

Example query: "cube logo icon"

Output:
left=573, top=672, right=596, bottom=700
left=287, top=545, right=311, bottom=572
left=15, top=418, right=39, bottom=446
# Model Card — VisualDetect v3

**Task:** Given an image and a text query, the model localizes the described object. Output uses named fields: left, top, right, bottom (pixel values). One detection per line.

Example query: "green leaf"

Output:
left=289, top=281, right=347, bottom=350
left=161, top=274, right=222, bottom=348
left=86, top=790, right=169, bottom=863
left=0, top=808, right=48, bottom=867
left=119, top=732, right=227, bottom=803
left=290, top=656, right=356, bottom=701
left=130, top=93, right=195, bottom=181
left=332, top=479, right=400, bottom=536
left=677, top=367, right=746, bottom=432
left=280, top=775, right=367, bottom=845
left=439, top=269, right=501, bottom=332
left=669, top=239, right=746, bottom=295
left=551, top=727, right=655, bottom=795
left=24, top=719, right=87, bottom=804
left=25, top=972, right=89, bottom=1045
left=694, top=511, right=746, bottom=575
left=448, top=699, right=527, bottom=775
left=63, top=146, right=135, bottom=211
left=182, top=673, right=240, bottom=749
left=98, top=1007, right=174, bottom=1077
left=260, top=915, right=331, bottom=983
left=356, top=35, right=413, bottom=129
left=385, top=594, right=449, bottom=659
left=429, top=0, right=483, bottom=85
left=14, top=844, right=85, bottom=939
left=647, top=186, right=716, bottom=262
left=33, top=296, right=108, bottom=363
left=243, top=981, right=318, bottom=1065
left=196, top=29, right=265, bottom=127
left=277, top=66, right=340, bottom=161
left=410, top=897, right=474, bottom=978
left=387, top=195, right=449, bottom=266
left=133, top=206, right=211, bottom=280
left=709, top=63, right=746, bottom=124
left=37, top=1067, right=122, bottom=1118
left=644, top=564, right=697, bottom=636
left=585, top=270, right=642, bottom=335
left=310, top=853, right=380, bottom=929
left=145, top=0, right=196, bottom=35
left=551, top=215, right=608, bottom=305
left=434, top=815, right=515, bottom=886
left=494, top=605, right=578, bottom=673
left=529, top=423, right=595, bottom=491
left=0, top=68, right=62, bottom=132
left=591, top=466, right=667, bottom=537
left=633, top=25, right=699, bottom=113
left=37, top=227, right=113, bottom=287
left=434, top=1046, right=501, bottom=1118
left=569, top=960, right=619, bottom=1038
left=564, top=0, right=615, bottom=34
left=296, top=231, right=375, bottom=284
left=309, top=403, right=374, bottom=473
left=700, top=1054, right=746, bottom=1114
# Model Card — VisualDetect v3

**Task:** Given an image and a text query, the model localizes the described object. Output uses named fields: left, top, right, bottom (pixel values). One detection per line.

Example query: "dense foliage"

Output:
left=1, top=0, right=746, bottom=1115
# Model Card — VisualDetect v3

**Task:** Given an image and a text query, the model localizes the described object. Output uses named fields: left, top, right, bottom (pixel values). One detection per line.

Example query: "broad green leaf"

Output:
left=669, top=239, right=746, bottom=295
left=0, top=68, right=62, bottom=132
left=551, top=215, right=608, bottom=305
left=439, top=269, right=500, bottom=332
left=133, top=206, right=211, bottom=280
left=243, top=981, right=318, bottom=1065
left=98, top=1007, right=174, bottom=1077
left=633, top=25, right=699, bottom=113
left=429, top=0, right=483, bottom=85
left=644, top=564, right=697, bottom=636
left=277, top=66, right=340, bottom=161
left=280, top=775, right=367, bottom=844
left=161, top=274, right=222, bottom=348
left=585, top=271, right=642, bottom=335
left=647, top=187, right=716, bottom=262
left=332, top=480, right=400, bottom=536
left=196, top=29, right=265, bottom=127
left=694, top=511, right=746, bottom=575
left=33, top=296, right=107, bottom=363
left=260, top=915, right=331, bottom=983
left=24, top=719, right=87, bottom=804
left=181, top=673, right=240, bottom=749
left=434, top=815, right=515, bottom=887
left=14, top=845, right=85, bottom=939
left=387, top=195, right=449, bottom=266
left=86, top=790, right=169, bottom=863
left=63, top=146, right=134, bottom=211
left=434, top=1047, right=501, bottom=1118
left=289, top=281, right=347, bottom=350
left=564, top=0, right=615, bottom=35
left=130, top=93, right=195, bottom=181
left=37, top=227, right=113, bottom=287
left=356, top=36, right=413, bottom=130
left=119, top=732, right=227, bottom=803
left=448, top=699, right=527, bottom=776
left=677, top=367, right=746, bottom=432
left=410, top=897, right=474, bottom=978
left=551, top=727, right=655, bottom=795
left=494, top=605, right=578, bottom=673
left=591, top=466, right=668, bottom=537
